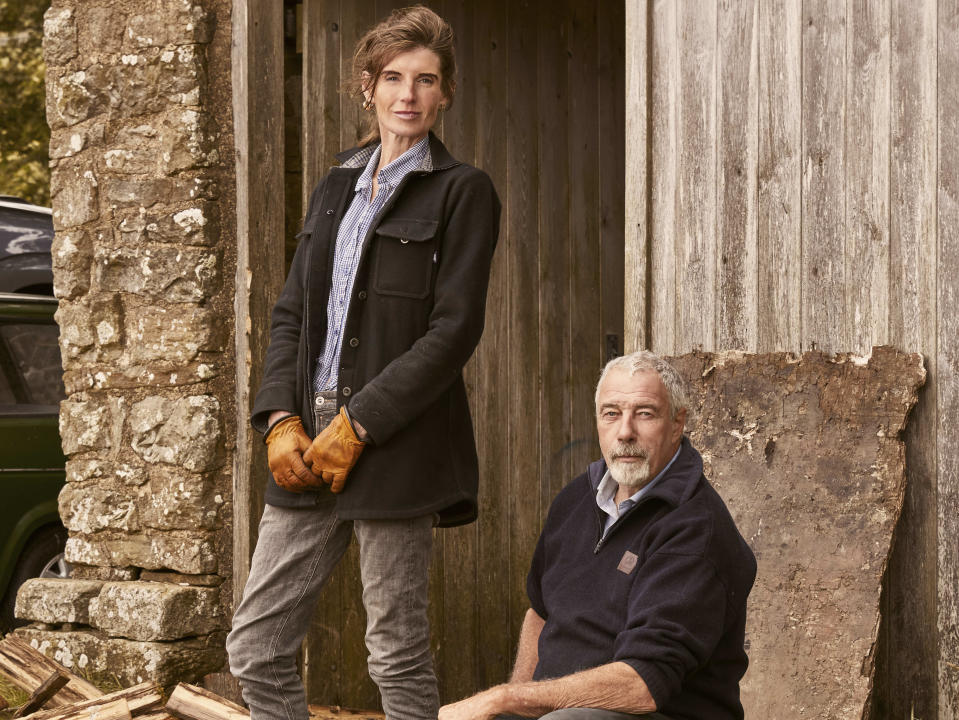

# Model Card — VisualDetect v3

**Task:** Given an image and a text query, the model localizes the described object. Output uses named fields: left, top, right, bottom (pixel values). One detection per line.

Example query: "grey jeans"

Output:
left=226, top=501, right=437, bottom=720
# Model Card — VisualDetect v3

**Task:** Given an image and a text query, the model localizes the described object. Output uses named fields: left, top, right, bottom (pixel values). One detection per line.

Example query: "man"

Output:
left=440, top=351, right=757, bottom=720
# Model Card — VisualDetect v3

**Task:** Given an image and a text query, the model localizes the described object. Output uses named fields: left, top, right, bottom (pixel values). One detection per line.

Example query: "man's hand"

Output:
left=302, top=406, right=365, bottom=493
left=265, top=415, right=321, bottom=492
left=438, top=687, right=509, bottom=720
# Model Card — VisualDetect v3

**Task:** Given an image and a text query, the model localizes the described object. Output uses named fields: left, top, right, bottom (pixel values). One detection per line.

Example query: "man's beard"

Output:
left=608, top=442, right=652, bottom=491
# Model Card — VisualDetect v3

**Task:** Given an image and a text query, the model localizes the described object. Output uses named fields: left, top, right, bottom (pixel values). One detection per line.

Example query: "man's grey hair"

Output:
left=594, top=350, right=690, bottom=421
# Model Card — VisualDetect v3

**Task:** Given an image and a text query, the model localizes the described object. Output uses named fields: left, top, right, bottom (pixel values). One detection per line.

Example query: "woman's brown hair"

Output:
left=350, top=5, right=456, bottom=146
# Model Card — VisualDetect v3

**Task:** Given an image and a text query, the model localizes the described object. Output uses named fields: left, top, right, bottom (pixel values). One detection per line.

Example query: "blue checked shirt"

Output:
left=313, top=136, right=431, bottom=392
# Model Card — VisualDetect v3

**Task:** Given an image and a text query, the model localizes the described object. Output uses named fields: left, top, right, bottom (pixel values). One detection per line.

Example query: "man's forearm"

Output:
left=438, top=661, right=656, bottom=720
left=500, top=662, right=657, bottom=716
left=509, top=609, right=544, bottom=683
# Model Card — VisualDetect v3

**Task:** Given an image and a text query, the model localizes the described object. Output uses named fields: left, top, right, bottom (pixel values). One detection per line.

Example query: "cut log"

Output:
left=0, top=636, right=102, bottom=706
left=26, top=698, right=132, bottom=720
left=165, top=684, right=249, bottom=720
left=22, top=683, right=163, bottom=720
left=14, top=671, right=71, bottom=717
left=307, top=708, right=384, bottom=720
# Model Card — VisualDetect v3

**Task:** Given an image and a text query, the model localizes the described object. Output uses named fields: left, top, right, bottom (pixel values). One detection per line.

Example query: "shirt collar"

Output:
left=354, top=136, right=430, bottom=193
left=596, top=444, right=682, bottom=523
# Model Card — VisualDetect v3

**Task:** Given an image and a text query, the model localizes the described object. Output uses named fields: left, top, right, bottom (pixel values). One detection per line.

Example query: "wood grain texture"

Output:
left=801, top=0, right=846, bottom=352
left=567, top=0, right=601, bottom=480
left=873, top=0, right=939, bottom=716
left=756, top=0, right=801, bottom=352
left=938, top=0, right=959, bottom=715
left=231, top=0, right=286, bottom=611
left=302, top=0, right=342, bottom=200
left=166, top=684, right=249, bottom=720
left=536, top=0, right=572, bottom=507
left=506, top=0, right=543, bottom=667
left=0, top=637, right=102, bottom=707
left=433, top=0, right=478, bottom=704
left=716, top=0, right=759, bottom=351
left=470, top=0, right=514, bottom=694
left=676, top=0, right=717, bottom=353
left=844, top=0, right=890, bottom=353
left=624, top=0, right=648, bottom=353
left=649, top=0, right=679, bottom=354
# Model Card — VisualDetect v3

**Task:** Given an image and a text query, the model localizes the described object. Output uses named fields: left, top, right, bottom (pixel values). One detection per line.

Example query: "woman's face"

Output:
left=367, top=47, right=448, bottom=147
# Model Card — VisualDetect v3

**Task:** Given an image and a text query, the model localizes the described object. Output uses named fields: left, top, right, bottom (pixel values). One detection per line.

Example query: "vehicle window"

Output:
left=0, top=358, right=13, bottom=403
left=0, top=207, right=54, bottom=257
left=0, top=323, right=64, bottom=406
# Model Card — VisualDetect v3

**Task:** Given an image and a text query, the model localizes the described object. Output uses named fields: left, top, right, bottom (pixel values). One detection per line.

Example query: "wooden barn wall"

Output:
left=296, top=0, right=625, bottom=708
left=625, top=0, right=958, bottom=717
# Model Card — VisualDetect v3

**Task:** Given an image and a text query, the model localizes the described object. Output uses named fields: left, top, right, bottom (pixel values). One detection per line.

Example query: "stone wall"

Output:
left=17, top=0, right=237, bottom=687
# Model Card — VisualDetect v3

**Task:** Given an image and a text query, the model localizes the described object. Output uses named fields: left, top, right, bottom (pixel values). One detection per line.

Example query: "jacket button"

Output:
left=342, top=387, right=352, bottom=396
left=326, top=209, right=334, bottom=215
left=349, top=337, right=359, bottom=347
left=358, top=290, right=368, bottom=300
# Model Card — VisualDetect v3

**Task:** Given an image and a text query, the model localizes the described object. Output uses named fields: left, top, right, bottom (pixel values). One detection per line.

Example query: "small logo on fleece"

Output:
left=617, top=551, right=638, bottom=575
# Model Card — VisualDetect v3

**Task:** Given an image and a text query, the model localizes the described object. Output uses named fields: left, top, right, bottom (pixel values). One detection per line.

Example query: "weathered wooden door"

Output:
left=292, top=0, right=625, bottom=708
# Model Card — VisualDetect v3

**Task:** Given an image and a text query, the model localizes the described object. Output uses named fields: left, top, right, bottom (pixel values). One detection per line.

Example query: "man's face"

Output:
left=596, top=368, right=686, bottom=492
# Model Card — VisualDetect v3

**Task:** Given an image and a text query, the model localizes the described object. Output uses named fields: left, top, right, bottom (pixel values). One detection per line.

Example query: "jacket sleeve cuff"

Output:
left=620, top=658, right=676, bottom=711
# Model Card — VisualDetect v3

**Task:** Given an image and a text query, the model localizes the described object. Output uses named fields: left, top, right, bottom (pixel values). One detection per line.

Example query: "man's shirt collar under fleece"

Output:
left=313, top=136, right=431, bottom=392
left=596, top=445, right=681, bottom=537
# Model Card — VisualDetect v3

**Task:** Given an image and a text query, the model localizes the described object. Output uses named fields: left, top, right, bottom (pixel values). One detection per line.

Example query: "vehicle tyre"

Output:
left=0, top=524, right=69, bottom=633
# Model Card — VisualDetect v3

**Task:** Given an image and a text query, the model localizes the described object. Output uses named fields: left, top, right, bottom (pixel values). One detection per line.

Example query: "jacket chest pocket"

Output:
left=372, top=218, right=438, bottom=299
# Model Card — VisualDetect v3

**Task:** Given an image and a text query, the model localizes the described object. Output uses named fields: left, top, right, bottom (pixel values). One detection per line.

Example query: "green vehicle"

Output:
left=0, top=292, right=68, bottom=631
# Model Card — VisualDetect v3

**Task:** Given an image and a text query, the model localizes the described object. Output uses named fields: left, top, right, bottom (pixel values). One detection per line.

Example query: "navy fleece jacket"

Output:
left=527, top=437, right=756, bottom=719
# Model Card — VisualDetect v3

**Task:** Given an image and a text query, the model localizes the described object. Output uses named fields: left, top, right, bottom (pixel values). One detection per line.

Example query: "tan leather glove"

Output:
left=302, top=406, right=365, bottom=493
left=265, top=415, right=322, bottom=492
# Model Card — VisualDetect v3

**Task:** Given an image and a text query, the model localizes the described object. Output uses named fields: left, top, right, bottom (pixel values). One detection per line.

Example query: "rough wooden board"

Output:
left=670, top=346, right=925, bottom=720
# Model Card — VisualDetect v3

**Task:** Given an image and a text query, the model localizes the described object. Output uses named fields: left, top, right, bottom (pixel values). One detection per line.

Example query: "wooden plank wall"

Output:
left=625, top=0, right=956, bottom=716
left=297, top=0, right=624, bottom=708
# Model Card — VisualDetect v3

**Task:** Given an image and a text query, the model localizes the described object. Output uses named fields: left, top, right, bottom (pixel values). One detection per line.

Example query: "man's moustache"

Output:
left=611, top=446, right=649, bottom=461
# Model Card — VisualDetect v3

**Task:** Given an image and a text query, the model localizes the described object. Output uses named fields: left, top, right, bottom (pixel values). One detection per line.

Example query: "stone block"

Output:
left=63, top=361, right=222, bottom=392
left=93, top=245, right=219, bottom=302
left=90, top=582, right=221, bottom=641
left=43, top=7, right=77, bottom=66
left=128, top=395, right=221, bottom=472
left=125, top=303, right=222, bottom=365
left=15, top=579, right=104, bottom=625
left=160, top=110, right=218, bottom=172
left=102, top=175, right=216, bottom=209
left=50, top=160, right=99, bottom=229
left=123, top=5, right=211, bottom=51
left=49, top=128, right=89, bottom=160
left=56, top=295, right=125, bottom=364
left=670, top=347, right=925, bottom=720
left=15, top=629, right=226, bottom=688
left=118, top=202, right=220, bottom=246
left=103, top=124, right=160, bottom=174
left=110, top=45, right=205, bottom=116
left=59, top=483, right=139, bottom=535
left=51, top=229, right=92, bottom=299
left=70, top=566, right=140, bottom=581
left=66, top=532, right=217, bottom=575
left=48, top=65, right=112, bottom=128
left=139, top=467, right=222, bottom=531
left=59, top=399, right=112, bottom=455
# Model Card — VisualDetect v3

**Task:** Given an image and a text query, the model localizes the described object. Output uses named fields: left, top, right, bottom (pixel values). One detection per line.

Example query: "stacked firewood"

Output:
left=0, top=636, right=382, bottom=720
left=0, top=635, right=242, bottom=720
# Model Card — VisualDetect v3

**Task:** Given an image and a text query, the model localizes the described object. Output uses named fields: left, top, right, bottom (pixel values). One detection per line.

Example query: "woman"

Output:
left=226, top=6, right=500, bottom=720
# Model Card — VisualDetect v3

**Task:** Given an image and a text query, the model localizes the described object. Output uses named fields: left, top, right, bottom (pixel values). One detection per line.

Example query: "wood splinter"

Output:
left=14, top=670, right=71, bottom=718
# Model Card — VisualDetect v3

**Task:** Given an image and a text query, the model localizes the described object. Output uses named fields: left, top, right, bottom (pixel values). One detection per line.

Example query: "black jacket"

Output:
left=527, top=438, right=756, bottom=719
left=252, top=133, right=501, bottom=526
